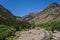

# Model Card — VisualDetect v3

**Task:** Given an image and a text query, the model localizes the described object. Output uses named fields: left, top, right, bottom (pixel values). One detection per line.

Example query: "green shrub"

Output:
left=37, top=22, right=60, bottom=32
left=0, top=25, right=16, bottom=40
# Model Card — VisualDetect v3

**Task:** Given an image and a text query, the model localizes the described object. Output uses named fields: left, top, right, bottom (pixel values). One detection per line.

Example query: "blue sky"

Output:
left=0, top=0, right=60, bottom=17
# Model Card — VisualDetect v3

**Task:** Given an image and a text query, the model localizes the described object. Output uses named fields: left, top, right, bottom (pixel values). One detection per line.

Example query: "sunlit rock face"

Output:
left=23, top=3, right=60, bottom=24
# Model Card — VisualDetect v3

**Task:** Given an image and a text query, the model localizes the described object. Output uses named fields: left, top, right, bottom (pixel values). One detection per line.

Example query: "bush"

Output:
left=37, top=22, right=60, bottom=32
left=0, top=25, right=16, bottom=40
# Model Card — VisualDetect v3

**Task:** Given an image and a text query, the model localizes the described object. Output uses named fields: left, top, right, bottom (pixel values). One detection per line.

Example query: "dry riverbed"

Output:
left=13, top=29, right=60, bottom=40
left=13, top=29, right=46, bottom=40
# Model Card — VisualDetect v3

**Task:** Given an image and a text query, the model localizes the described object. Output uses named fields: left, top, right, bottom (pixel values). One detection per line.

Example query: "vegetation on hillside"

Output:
left=0, top=25, right=16, bottom=40
left=37, top=22, right=60, bottom=33
left=0, top=2, right=60, bottom=40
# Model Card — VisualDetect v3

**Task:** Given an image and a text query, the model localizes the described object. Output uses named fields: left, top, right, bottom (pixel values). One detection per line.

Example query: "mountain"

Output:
left=22, top=12, right=35, bottom=21
left=23, top=3, right=60, bottom=24
left=0, top=5, right=17, bottom=26
left=0, top=5, right=33, bottom=31
left=0, top=5, right=25, bottom=27
left=16, top=16, right=24, bottom=21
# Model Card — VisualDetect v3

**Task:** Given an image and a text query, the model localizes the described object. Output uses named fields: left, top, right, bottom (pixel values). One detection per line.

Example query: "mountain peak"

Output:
left=51, top=2, right=58, bottom=5
left=0, top=5, right=4, bottom=8
left=23, top=3, right=60, bottom=23
left=0, top=4, right=2, bottom=6
left=51, top=2, right=60, bottom=6
left=47, top=2, right=60, bottom=9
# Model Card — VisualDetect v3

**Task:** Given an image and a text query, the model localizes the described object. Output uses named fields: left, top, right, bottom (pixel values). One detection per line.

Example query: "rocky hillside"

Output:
left=23, top=12, right=35, bottom=21
left=0, top=5, right=34, bottom=31
left=0, top=5, right=25, bottom=26
left=0, top=5, right=35, bottom=40
left=0, top=5, right=16, bottom=26
left=23, top=3, right=60, bottom=24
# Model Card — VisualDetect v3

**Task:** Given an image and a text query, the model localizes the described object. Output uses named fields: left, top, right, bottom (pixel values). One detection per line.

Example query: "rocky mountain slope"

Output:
left=23, top=12, right=35, bottom=21
left=23, top=3, right=60, bottom=24
left=0, top=5, right=34, bottom=31
left=0, top=4, right=35, bottom=40
left=0, top=5, right=25, bottom=26
left=0, top=5, right=16, bottom=26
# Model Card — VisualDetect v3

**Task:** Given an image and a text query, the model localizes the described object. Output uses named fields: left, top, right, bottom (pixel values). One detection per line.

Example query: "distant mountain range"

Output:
left=0, top=2, right=60, bottom=26
left=23, top=3, right=60, bottom=24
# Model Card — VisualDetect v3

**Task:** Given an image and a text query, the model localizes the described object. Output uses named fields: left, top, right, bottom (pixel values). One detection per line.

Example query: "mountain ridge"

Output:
left=23, top=2, right=60, bottom=24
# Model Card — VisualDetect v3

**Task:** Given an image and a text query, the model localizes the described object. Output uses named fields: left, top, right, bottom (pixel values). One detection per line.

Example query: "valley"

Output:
left=0, top=2, right=60, bottom=40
